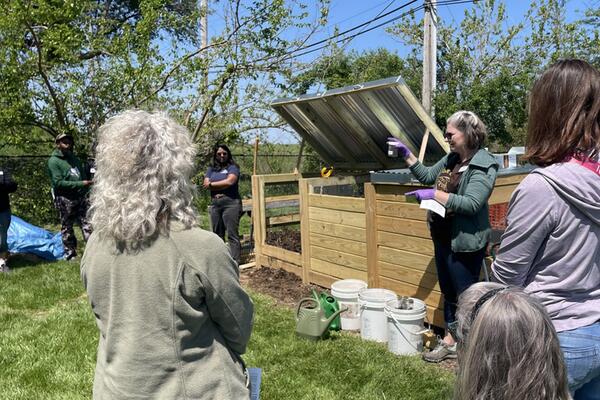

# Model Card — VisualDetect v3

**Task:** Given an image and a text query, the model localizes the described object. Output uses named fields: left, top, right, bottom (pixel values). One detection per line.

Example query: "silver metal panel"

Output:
left=272, top=76, right=448, bottom=171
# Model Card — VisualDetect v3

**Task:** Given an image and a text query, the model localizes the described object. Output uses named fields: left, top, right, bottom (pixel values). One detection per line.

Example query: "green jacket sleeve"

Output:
left=408, top=155, right=449, bottom=186
left=48, top=158, right=85, bottom=190
left=446, top=165, right=498, bottom=216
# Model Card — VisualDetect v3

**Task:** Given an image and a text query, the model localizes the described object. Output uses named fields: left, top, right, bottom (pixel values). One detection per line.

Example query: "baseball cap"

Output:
left=55, top=133, right=74, bottom=142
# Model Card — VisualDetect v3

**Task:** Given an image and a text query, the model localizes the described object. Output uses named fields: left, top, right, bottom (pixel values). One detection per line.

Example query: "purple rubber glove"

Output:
left=405, top=189, right=436, bottom=202
left=386, top=137, right=411, bottom=158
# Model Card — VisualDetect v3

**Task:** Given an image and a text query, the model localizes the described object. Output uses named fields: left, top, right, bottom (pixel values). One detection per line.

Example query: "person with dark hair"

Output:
left=492, top=59, right=600, bottom=399
left=82, top=110, right=253, bottom=399
left=203, top=144, right=243, bottom=264
left=388, top=110, right=499, bottom=362
left=454, top=283, right=570, bottom=400
left=0, top=166, right=17, bottom=273
left=47, top=133, right=93, bottom=260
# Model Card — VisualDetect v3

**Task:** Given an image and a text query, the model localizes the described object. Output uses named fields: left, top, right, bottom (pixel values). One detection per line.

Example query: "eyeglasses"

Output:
left=216, top=152, right=228, bottom=156
left=444, top=132, right=455, bottom=140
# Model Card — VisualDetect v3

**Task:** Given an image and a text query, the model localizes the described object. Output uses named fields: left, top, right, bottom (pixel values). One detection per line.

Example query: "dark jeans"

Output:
left=433, top=240, right=485, bottom=329
left=209, top=196, right=242, bottom=264
left=54, top=196, right=92, bottom=258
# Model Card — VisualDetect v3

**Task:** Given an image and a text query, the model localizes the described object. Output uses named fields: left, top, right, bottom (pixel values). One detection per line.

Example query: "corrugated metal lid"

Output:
left=271, top=76, right=449, bottom=171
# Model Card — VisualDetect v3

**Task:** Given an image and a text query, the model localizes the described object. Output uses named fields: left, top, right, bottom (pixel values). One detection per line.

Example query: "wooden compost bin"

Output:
left=252, top=170, right=528, bottom=328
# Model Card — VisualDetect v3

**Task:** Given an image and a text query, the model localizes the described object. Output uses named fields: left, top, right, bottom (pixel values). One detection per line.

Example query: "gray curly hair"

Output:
left=89, top=110, right=197, bottom=251
left=454, top=282, right=570, bottom=400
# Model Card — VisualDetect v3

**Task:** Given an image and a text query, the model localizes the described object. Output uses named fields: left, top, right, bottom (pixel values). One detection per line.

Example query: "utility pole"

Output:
left=419, top=0, right=437, bottom=161
left=200, top=0, right=208, bottom=49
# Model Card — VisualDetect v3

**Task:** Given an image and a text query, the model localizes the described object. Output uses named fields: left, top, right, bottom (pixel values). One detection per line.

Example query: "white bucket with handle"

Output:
left=331, top=279, right=368, bottom=331
left=385, top=297, right=428, bottom=355
left=358, top=288, right=397, bottom=342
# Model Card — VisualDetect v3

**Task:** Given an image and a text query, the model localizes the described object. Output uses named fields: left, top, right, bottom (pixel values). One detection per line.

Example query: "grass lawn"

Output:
left=0, top=255, right=454, bottom=400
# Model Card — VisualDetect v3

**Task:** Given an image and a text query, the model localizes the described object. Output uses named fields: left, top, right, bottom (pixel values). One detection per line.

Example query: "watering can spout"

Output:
left=324, top=308, right=345, bottom=328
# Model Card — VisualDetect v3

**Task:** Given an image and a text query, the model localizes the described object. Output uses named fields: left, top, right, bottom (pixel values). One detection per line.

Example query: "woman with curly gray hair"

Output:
left=454, top=282, right=570, bottom=400
left=81, top=110, right=254, bottom=399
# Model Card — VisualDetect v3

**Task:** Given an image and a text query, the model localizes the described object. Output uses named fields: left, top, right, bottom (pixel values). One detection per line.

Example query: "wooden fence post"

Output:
left=299, top=177, right=311, bottom=284
left=365, top=182, right=379, bottom=287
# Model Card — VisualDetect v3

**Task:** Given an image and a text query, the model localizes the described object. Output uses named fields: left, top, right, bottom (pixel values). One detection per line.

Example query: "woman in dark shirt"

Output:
left=203, top=144, right=242, bottom=264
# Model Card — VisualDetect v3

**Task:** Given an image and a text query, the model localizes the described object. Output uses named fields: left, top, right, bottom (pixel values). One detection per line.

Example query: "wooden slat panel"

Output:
left=379, top=277, right=443, bottom=309
left=310, top=245, right=367, bottom=271
left=309, top=220, right=366, bottom=242
left=308, top=194, right=365, bottom=213
left=425, top=306, right=445, bottom=328
left=261, top=244, right=302, bottom=265
left=489, top=183, right=519, bottom=204
left=309, top=207, right=366, bottom=228
left=310, top=258, right=368, bottom=281
left=376, top=200, right=427, bottom=221
left=309, top=233, right=366, bottom=257
left=378, top=231, right=434, bottom=255
left=378, top=262, right=440, bottom=291
left=378, top=247, right=436, bottom=273
left=261, top=173, right=300, bottom=184
left=377, top=215, right=430, bottom=238
left=309, top=271, right=337, bottom=288
left=267, top=214, right=301, bottom=226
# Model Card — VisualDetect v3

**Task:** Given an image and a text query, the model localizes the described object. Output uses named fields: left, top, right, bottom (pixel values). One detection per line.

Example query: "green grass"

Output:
left=0, top=256, right=454, bottom=400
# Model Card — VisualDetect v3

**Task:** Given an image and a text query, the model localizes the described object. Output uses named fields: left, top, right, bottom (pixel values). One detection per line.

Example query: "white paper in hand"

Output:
left=420, top=199, right=446, bottom=218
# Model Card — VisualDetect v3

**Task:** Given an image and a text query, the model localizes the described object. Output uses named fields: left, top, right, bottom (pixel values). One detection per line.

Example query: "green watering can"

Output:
left=312, top=289, right=342, bottom=331
left=295, top=296, right=345, bottom=341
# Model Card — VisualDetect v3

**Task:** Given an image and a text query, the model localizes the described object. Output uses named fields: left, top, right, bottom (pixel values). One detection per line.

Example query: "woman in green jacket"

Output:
left=388, top=110, right=499, bottom=362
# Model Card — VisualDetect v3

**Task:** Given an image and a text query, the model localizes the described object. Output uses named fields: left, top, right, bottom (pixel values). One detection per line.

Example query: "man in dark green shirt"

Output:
left=47, top=133, right=93, bottom=260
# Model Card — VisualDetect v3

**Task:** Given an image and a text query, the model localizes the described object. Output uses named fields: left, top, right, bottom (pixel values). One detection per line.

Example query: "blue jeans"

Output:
left=558, top=321, right=600, bottom=400
left=433, top=240, right=484, bottom=328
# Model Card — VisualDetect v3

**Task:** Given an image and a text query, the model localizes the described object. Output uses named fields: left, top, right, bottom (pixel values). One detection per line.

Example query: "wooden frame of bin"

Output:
left=251, top=172, right=525, bottom=328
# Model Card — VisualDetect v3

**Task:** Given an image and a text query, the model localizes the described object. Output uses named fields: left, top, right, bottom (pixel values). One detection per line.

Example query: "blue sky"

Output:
left=220, top=0, right=590, bottom=143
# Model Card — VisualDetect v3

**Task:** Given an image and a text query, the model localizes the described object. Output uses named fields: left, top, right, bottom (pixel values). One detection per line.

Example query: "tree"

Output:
left=0, top=0, right=330, bottom=158
left=387, top=0, right=600, bottom=148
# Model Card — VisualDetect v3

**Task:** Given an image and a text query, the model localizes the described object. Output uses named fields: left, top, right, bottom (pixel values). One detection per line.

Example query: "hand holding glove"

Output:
left=405, top=189, right=436, bottom=202
left=386, top=137, right=411, bottom=158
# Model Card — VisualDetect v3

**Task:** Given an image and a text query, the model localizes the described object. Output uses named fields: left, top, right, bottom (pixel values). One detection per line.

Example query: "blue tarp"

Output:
left=8, top=216, right=64, bottom=260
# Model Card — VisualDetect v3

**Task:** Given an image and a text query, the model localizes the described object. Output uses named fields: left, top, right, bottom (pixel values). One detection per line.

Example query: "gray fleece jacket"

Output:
left=492, top=162, right=600, bottom=332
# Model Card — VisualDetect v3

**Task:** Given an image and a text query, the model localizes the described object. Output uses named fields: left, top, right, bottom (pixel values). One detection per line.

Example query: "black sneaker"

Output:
left=65, top=252, right=77, bottom=261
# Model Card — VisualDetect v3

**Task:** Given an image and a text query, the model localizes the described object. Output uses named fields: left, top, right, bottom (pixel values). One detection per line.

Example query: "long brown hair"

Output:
left=525, top=59, right=600, bottom=166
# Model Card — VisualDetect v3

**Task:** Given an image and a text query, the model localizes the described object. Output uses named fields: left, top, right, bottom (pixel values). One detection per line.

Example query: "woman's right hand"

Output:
left=387, top=137, right=411, bottom=159
left=202, top=177, right=211, bottom=189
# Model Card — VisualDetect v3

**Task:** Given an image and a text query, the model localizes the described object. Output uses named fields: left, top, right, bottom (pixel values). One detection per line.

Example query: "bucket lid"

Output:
left=358, top=288, right=396, bottom=304
left=331, top=279, right=368, bottom=294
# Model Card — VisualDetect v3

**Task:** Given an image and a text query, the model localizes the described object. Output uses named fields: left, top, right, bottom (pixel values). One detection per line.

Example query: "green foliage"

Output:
left=1, top=0, right=331, bottom=157
left=386, top=0, right=600, bottom=148
left=0, top=259, right=454, bottom=400
left=2, top=156, right=57, bottom=225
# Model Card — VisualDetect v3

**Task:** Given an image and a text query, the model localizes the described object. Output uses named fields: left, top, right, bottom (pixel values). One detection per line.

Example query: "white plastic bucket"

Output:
left=358, top=288, right=397, bottom=342
left=331, top=279, right=368, bottom=331
left=385, top=298, right=427, bottom=355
